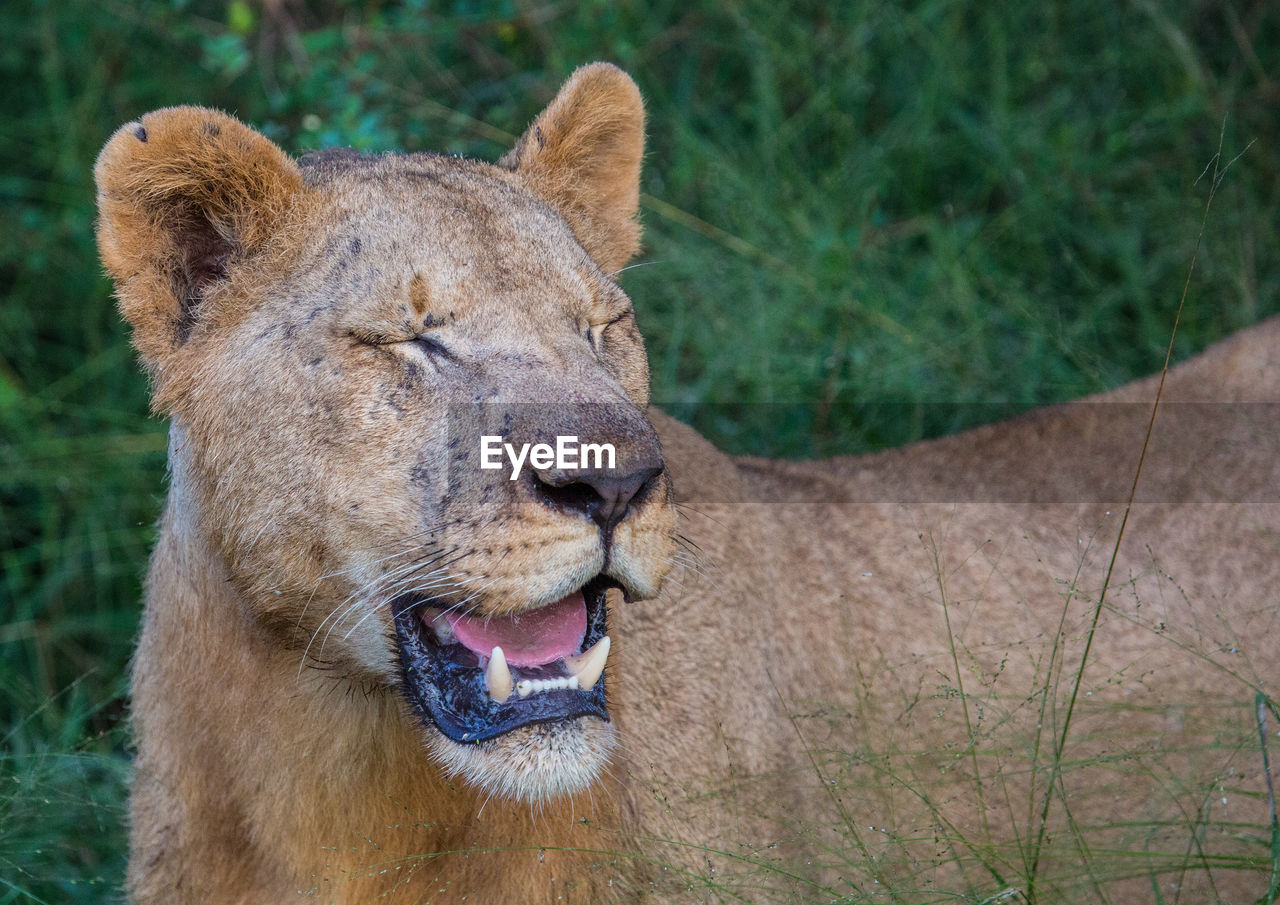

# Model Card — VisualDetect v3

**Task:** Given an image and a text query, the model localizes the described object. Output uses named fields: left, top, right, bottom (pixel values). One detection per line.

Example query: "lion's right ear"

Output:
left=94, top=107, right=301, bottom=371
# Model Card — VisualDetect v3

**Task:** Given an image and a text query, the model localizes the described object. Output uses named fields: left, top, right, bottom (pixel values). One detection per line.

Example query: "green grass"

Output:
left=1, top=0, right=1277, bottom=901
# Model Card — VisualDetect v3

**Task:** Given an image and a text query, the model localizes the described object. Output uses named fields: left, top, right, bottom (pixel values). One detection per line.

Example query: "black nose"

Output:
left=532, top=464, right=663, bottom=533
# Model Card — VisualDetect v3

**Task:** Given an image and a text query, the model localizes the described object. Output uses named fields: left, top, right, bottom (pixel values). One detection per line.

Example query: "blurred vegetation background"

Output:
left=1, top=0, right=1276, bottom=900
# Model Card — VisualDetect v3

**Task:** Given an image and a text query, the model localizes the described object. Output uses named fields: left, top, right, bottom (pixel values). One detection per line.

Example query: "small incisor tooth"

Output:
left=485, top=646, right=512, bottom=703
left=565, top=636, right=611, bottom=691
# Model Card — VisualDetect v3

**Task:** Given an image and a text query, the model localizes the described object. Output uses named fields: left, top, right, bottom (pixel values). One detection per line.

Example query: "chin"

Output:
left=426, top=716, right=618, bottom=805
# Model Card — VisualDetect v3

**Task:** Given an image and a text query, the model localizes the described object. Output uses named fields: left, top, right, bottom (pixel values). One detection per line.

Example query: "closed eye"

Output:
left=585, top=312, right=630, bottom=350
left=413, top=334, right=454, bottom=360
left=350, top=329, right=455, bottom=364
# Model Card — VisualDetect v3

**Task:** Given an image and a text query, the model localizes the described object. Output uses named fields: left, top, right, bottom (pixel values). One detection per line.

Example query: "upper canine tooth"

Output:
left=565, top=636, right=610, bottom=691
left=485, top=647, right=512, bottom=703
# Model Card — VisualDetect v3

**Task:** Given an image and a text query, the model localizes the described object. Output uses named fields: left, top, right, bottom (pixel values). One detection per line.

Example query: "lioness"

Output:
left=97, top=64, right=1279, bottom=903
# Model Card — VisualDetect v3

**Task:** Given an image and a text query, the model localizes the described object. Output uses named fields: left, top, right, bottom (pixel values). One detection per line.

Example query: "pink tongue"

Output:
left=444, top=592, right=586, bottom=667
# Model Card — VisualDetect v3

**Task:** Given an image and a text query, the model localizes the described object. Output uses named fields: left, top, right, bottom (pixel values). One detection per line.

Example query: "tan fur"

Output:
left=498, top=64, right=645, bottom=276
left=99, top=65, right=1280, bottom=903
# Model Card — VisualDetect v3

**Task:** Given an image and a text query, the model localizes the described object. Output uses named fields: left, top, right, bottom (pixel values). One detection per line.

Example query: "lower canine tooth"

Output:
left=485, top=647, right=512, bottom=703
left=565, top=636, right=611, bottom=691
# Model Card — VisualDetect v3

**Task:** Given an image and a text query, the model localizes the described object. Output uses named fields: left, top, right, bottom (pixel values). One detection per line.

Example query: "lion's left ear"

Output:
left=500, top=63, right=645, bottom=275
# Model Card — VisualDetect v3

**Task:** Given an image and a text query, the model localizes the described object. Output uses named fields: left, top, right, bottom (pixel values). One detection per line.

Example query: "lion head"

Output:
left=95, top=64, right=677, bottom=803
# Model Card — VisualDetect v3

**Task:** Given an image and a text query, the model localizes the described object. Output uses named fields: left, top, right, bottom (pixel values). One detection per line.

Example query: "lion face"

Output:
left=96, top=66, right=676, bottom=801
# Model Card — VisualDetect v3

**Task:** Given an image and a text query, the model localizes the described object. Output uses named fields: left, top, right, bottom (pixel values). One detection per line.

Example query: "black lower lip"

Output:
left=393, top=579, right=611, bottom=743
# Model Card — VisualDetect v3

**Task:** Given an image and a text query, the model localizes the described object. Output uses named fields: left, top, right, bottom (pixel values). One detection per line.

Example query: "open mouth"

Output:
left=393, top=577, right=613, bottom=742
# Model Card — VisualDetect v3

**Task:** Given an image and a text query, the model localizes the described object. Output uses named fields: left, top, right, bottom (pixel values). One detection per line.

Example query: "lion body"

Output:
left=97, top=67, right=1280, bottom=903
